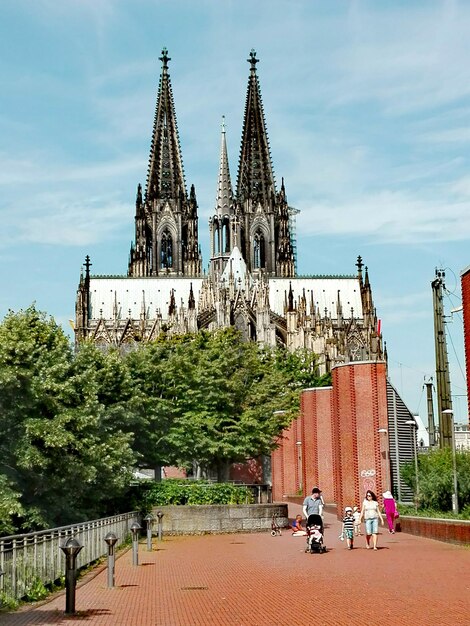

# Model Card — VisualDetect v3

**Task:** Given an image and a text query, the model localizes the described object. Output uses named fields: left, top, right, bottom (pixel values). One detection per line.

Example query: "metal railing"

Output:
left=0, top=511, right=139, bottom=601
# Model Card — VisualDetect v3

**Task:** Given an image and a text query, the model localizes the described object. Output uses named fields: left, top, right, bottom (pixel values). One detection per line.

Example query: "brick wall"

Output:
left=399, top=516, right=470, bottom=545
left=272, top=360, right=389, bottom=519
left=230, top=458, right=263, bottom=483
left=332, top=361, right=388, bottom=517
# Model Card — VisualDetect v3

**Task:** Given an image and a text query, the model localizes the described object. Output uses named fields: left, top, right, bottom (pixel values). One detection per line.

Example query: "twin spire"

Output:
left=145, top=47, right=186, bottom=204
left=132, top=48, right=296, bottom=279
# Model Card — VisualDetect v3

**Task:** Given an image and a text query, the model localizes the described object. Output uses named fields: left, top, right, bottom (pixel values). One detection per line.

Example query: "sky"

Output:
left=1, top=0, right=469, bottom=426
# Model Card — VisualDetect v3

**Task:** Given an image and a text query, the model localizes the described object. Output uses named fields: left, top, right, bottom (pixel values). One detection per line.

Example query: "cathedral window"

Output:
left=161, top=230, right=173, bottom=268
left=223, top=219, right=230, bottom=253
left=253, top=231, right=265, bottom=268
left=213, top=223, right=220, bottom=254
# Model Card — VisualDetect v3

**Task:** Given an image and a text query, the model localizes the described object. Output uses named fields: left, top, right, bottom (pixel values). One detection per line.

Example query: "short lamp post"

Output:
left=443, top=409, right=459, bottom=514
left=130, top=522, right=141, bottom=566
left=156, top=511, right=164, bottom=541
left=104, top=532, right=118, bottom=588
left=144, top=514, right=154, bottom=551
left=60, top=537, right=83, bottom=615
left=405, top=419, right=419, bottom=510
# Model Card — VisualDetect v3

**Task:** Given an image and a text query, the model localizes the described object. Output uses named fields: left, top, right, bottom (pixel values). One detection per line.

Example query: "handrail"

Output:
left=0, top=511, right=140, bottom=601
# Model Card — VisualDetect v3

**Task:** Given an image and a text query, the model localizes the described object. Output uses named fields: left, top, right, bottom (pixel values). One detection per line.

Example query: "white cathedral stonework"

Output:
left=75, top=49, right=385, bottom=374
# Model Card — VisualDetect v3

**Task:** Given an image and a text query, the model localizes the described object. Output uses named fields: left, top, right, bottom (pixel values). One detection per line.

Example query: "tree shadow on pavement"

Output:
left=0, top=608, right=111, bottom=624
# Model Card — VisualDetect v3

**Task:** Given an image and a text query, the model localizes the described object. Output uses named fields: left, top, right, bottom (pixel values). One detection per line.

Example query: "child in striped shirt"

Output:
left=342, top=507, right=355, bottom=550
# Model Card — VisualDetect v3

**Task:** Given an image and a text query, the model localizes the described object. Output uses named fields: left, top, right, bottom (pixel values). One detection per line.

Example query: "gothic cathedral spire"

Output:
left=128, top=48, right=201, bottom=277
left=235, top=50, right=296, bottom=277
left=209, top=117, right=236, bottom=276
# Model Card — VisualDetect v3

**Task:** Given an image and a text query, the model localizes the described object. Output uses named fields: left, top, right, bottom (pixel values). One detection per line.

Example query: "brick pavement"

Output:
left=1, top=506, right=469, bottom=626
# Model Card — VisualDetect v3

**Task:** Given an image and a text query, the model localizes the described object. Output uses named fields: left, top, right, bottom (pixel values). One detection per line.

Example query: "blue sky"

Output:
left=1, top=0, right=469, bottom=425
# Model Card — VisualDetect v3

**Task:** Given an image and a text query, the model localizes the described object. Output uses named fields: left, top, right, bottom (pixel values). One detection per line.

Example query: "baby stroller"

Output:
left=306, top=514, right=326, bottom=553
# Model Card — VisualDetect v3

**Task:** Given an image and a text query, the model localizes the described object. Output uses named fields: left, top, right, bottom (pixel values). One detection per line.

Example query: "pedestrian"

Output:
left=302, top=487, right=323, bottom=520
left=359, top=490, right=384, bottom=550
left=382, top=490, right=399, bottom=533
left=341, top=507, right=355, bottom=549
left=312, top=486, right=325, bottom=508
left=353, top=505, right=362, bottom=536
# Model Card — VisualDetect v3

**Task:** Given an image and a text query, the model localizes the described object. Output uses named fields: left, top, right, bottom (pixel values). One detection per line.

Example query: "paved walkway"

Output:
left=2, top=505, right=469, bottom=625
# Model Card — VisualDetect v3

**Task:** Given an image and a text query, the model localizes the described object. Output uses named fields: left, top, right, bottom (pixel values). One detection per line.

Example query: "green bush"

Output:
left=23, top=577, right=49, bottom=602
left=134, top=479, right=254, bottom=512
left=0, top=592, right=19, bottom=612
left=401, top=448, right=470, bottom=515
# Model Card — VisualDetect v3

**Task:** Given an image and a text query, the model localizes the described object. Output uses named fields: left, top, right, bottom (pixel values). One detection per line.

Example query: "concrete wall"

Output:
left=150, top=504, right=288, bottom=534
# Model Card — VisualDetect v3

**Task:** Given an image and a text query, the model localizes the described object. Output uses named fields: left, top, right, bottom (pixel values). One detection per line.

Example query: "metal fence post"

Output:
left=0, top=569, right=4, bottom=607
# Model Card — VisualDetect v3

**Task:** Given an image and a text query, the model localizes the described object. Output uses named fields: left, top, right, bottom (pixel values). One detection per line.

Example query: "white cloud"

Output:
left=296, top=189, right=470, bottom=244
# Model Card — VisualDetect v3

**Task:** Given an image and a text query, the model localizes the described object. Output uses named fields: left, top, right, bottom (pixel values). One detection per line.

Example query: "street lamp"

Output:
left=377, top=428, right=391, bottom=493
left=295, top=441, right=302, bottom=494
left=405, top=419, right=419, bottom=509
left=443, top=409, right=459, bottom=514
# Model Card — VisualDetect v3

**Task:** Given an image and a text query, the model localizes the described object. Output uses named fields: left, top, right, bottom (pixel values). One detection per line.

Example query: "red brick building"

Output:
left=461, top=266, right=470, bottom=424
left=272, top=360, right=415, bottom=516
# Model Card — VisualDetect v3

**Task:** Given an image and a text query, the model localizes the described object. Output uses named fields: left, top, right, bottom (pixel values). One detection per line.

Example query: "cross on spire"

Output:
left=159, top=47, right=171, bottom=70
left=248, top=49, right=259, bottom=71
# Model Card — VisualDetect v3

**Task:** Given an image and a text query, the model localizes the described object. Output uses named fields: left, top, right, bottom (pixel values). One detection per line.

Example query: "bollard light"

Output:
left=130, top=522, right=141, bottom=566
left=156, top=511, right=164, bottom=541
left=144, top=514, right=154, bottom=551
left=104, top=532, right=118, bottom=588
left=60, top=537, right=83, bottom=615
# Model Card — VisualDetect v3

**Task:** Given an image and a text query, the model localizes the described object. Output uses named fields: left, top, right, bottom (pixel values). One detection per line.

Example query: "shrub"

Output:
left=134, top=479, right=254, bottom=511
left=401, top=448, right=470, bottom=514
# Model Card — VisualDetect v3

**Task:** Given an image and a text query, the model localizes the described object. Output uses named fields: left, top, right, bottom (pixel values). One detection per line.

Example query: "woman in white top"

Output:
left=359, top=490, right=384, bottom=550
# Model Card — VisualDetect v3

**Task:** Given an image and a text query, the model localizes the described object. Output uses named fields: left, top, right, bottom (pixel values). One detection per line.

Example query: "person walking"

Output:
left=353, top=505, right=362, bottom=536
left=302, top=487, right=323, bottom=520
left=359, top=490, right=384, bottom=550
left=382, top=490, right=399, bottom=533
left=341, top=507, right=355, bottom=549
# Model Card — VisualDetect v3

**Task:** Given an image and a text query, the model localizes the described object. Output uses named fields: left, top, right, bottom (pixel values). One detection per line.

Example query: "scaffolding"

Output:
left=288, top=206, right=300, bottom=274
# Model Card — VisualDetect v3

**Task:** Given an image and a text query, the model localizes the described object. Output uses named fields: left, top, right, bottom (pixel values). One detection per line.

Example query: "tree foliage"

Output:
left=0, top=308, right=328, bottom=533
left=0, top=307, right=135, bottom=531
left=401, top=447, right=470, bottom=514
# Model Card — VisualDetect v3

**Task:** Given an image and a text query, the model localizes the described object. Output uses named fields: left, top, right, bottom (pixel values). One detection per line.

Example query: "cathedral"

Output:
left=75, top=49, right=385, bottom=374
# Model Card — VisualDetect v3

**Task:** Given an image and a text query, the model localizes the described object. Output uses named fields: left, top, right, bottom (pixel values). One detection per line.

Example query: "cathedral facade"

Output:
left=75, top=49, right=385, bottom=373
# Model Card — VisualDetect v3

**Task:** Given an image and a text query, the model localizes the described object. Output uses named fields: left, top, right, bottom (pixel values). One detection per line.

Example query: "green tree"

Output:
left=127, top=328, right=325, bottom=481
left=0, top=307, right=135, bottom=530
left=0, top=475, right=24, bottom=536
left=401, top=447, right=470, bottom=513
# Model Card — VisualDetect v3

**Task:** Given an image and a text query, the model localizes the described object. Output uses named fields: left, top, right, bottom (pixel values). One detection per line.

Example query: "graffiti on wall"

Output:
left=360, top=469, right=376, bottom=494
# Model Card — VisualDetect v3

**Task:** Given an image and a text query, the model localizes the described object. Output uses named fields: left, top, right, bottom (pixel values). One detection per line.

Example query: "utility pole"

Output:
left=424, top=377, right=436, bottom=447
left=431, top=269, right=453, bottom=448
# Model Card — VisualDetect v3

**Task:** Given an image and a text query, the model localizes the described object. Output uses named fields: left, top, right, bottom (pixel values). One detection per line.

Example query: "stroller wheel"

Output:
left=271, top=530, right=276, bottom=536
